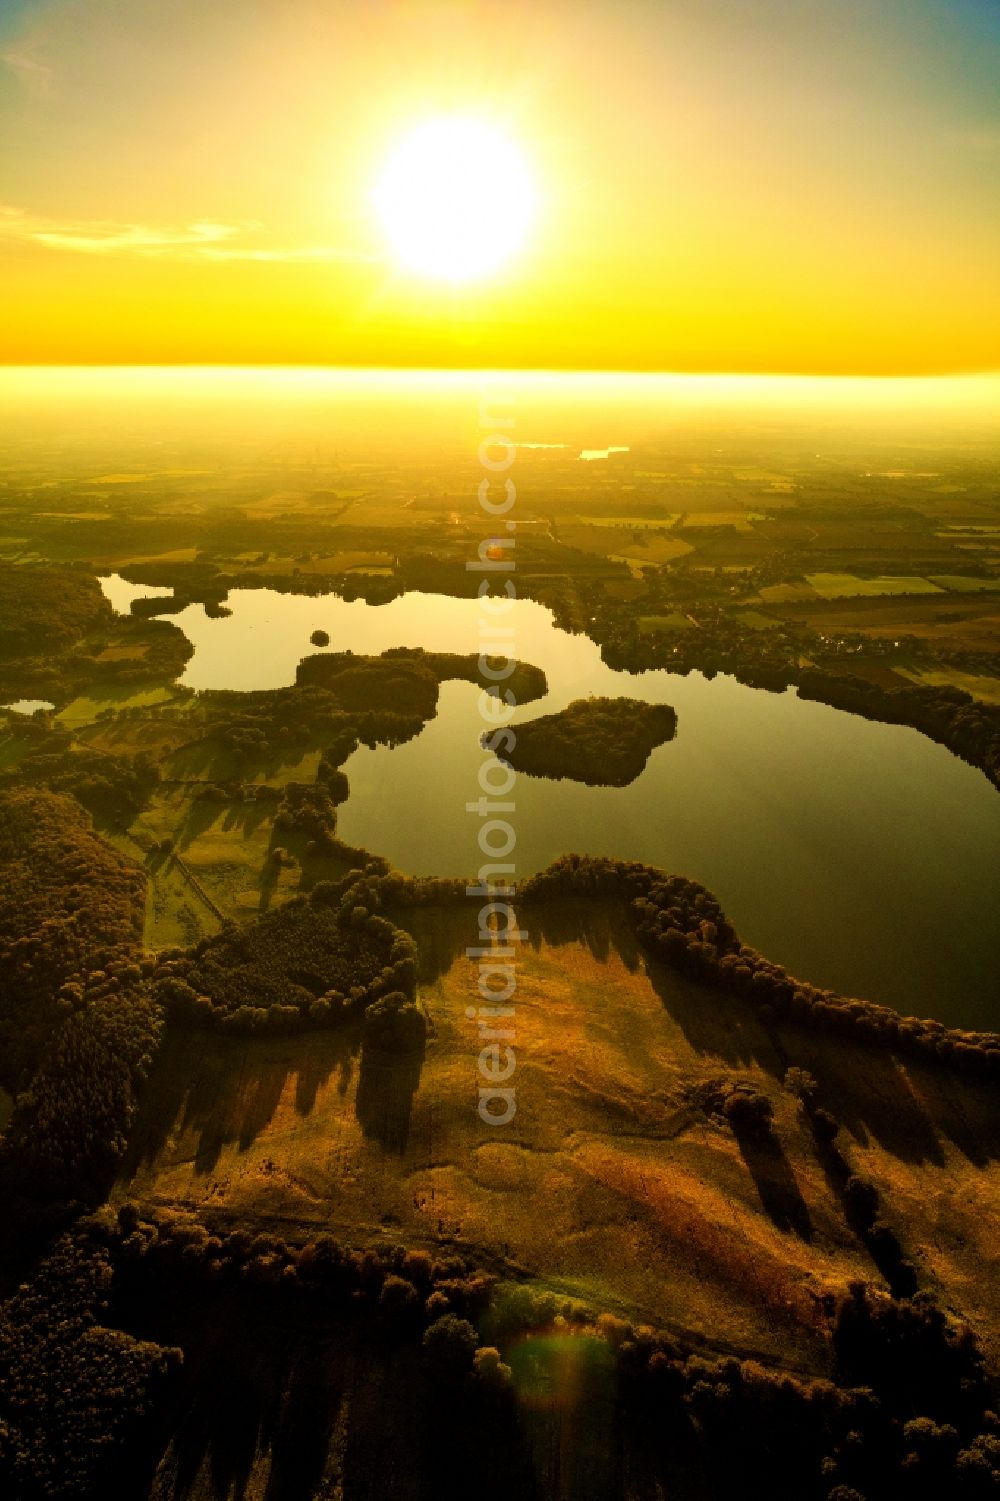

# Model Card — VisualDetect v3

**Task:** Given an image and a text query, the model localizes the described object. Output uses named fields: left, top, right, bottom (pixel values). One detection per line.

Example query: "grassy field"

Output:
left=101, top=828, right=218, bottom=950
left=681, top=510, right=756, bottom=530
left=637, top=611, right=692, bottom=633
left=57, top=684, right=186, bottom=724
left=805, top=572, right=944, bottom=599
left=733, top=609, right=780, bottom=630
left=775, top=592, right=1000, bottom=652
left=757, top=581, right=821, bottom=603
left=113, top=786, right=297, bottom=941
left=899, top=665, right=1000, bottom=705
left=116, top=896, right=1000, bottom=1375
left=926, top=574, right=1000, bottom=592
left=559, top=524, right=694, bottom=564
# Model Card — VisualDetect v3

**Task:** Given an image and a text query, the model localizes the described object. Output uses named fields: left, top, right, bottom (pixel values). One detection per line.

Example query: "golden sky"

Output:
left=1, top=0, right=999, bottom=373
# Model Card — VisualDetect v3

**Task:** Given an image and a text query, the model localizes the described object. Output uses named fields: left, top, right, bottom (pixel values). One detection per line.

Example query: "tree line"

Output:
left=521, top=854, right=1000, bottom=1078
left=4, top=1207, right=998, bottom=1501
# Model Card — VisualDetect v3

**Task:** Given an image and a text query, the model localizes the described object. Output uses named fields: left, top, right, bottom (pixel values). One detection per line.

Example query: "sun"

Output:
left=373, top=117, right=537, bottom=284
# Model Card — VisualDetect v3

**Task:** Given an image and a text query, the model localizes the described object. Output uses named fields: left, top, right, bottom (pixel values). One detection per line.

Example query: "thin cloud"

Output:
left=0, top=207, right=376, bottom=264
left=196, top=244, right=375, bottom=263
left=1, top=49, right=53, bottom=96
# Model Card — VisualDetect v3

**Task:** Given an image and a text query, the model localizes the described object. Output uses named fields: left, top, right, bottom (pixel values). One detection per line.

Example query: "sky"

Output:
left=1, top=0, right=998, bottom=373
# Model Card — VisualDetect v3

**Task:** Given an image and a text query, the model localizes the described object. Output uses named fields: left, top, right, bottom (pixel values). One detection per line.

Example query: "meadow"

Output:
left=116, top=895, right=1000, bottom=1376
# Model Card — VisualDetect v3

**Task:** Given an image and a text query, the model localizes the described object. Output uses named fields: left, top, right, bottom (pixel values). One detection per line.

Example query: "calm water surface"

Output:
left=103, top=579, right=1000, bottom=1027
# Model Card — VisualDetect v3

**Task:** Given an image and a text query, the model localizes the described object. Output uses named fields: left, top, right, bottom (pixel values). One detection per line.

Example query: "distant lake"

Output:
left=107, top=580, right=1000, bottom=1029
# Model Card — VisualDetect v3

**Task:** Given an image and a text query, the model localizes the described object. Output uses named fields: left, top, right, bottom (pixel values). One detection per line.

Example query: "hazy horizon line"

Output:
left=2, top=362, right=999, bottom=381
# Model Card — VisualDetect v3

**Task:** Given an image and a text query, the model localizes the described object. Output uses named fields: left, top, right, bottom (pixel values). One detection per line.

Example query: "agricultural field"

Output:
left=898, top=665, right=1000, bottom=706
left=681, top=511, right=758, bottom=530
left=56, top=684, right=187, bottom=724
left=638, top=611, right=692, bottom=633
left=775, top=591, right=1000, bottom=653
left=926, top=574, right=1000, bottom=592
left=804, top=572, right=945, bottom=599
left=557, top=523, right=693, bottom=565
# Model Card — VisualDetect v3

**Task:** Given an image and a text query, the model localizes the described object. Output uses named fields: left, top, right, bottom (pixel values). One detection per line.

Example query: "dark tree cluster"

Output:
left=315, top=756, right=350, bottom=802
left=607, top=1279, right=1000, bottom=1501
left=720, top=1083, right=774, bottom=1136
left=199, top=681, right=426, bottom=768
left=0, top=569, right=191, bottom=705
left=13, top=1211, right=996, bottom=1501
left=273, top=780, right=341, bottom=853
left=0, top=1235, right=181, bottom=1501
left=297, top=645, right=548, bottom=717
left=0, top=789, right=146, bottom=1095
left=2, top=1209, right=515, bottom=1498
left=598, top=597, right=803, bottom=687
left=4, top=744, right=160, bottom=829
left=0, top=956, right=162, bottom=1213
left=3, top=1184, right=999, bottom=1501
left=490, top=696, right=678, bottom=786
left=369, top=870, right=472, bottom=908
left=294, top=651, right=444, bottom=717
left=149, top=871, right=418, bottom=1034
left=362, top=989, right=427, bottom=1054
left=66, top=616, right=193, bottom=691
left=193, top=779, right=282, bottom=805
left=712, top=942, right=1000, bottom=1081
left=380, top=646, right=548, bottom=705
left=0, top=563, right=111, bottom=663
left=104, top=1207, right=492, bottom=1327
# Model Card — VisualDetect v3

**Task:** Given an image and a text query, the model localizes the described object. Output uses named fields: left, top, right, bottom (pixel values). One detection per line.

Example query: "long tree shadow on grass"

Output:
left=355, top=1039, right=426, bottom=1155
left=398, top=891, right=784, bottom=1079
left=898, top=1060, right=1000, bottom=1170
left=523, top=895, right=784, bottom=1077
left=523, top=894, right=642, bottom=972
left=221, top=797, right=274, bottom=840
left=802, top=1104, right=918, bottom=1298
left=780, top=1013, right=1000, bottom=1171
left=389, top=902, right=471, bottom=989
left=129, top=1288, right=539, bottom=1501
left=120, top=1028, right=359, bottom=1182
left=390, top=893, right=646, bottom=993
left=174, top=794, right=229, bottom=851
left=129, top=1294, right=351, bottom=1501
left=777, top=1027, right=949, bottom=1168
left=732, top=1123, right=814, bottom=1241
left=165, top=791, right=275, bottom=855
left=646, top=960, right=785, bottom=1078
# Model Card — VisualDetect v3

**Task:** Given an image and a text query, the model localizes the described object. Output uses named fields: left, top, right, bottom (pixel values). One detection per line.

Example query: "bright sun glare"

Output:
left=374, top=117, right=536, bottom=284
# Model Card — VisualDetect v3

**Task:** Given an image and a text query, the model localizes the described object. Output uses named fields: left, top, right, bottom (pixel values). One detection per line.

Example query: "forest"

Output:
left=0, top=789, right=160, bottom=1229
left=3, top=1206, right=1000, bottom=1501
left=0, top=562, right=191, bottom=706
left=150, top=875, right=419, bottom=1034
left=491, top=696, right=678, bottom=785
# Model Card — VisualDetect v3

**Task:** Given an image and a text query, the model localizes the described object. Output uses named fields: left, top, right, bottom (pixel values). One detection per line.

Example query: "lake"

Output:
left=102, top=577, right=1000, bottom=1028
